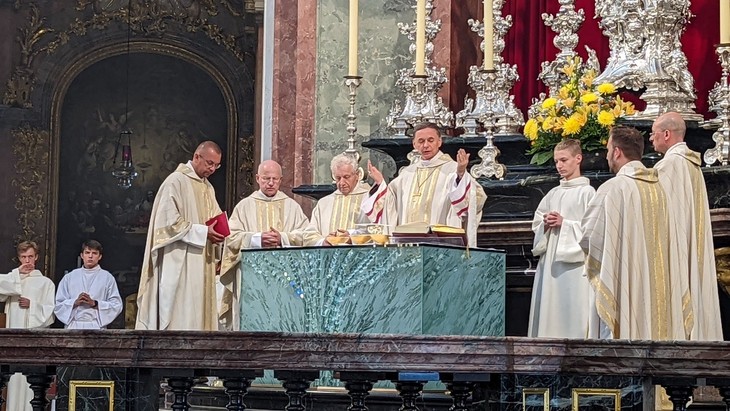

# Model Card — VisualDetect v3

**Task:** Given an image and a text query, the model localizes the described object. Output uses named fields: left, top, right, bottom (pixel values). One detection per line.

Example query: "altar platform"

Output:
left=1, top=330, right=730, bottom=410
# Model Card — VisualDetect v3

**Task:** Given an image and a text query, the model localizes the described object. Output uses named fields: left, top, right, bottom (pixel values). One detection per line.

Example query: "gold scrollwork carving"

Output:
left=45, top=0, right=249, bottom=61
left=716, top=247, right=730, bottom=296
left=237, top=134, right=255, bottom=199
left=11, top=125, right=50, bottom=244
left=3, top=3, right=54, bottom=108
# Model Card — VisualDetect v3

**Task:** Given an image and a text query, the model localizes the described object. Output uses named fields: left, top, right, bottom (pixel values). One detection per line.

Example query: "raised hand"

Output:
left=367, top=160, right=384, bottom=185
left=456, top=149, right=470, bottom=178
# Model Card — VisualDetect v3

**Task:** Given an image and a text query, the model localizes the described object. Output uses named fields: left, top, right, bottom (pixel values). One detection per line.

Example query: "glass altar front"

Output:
left=239, top=244, right=506, bottom=336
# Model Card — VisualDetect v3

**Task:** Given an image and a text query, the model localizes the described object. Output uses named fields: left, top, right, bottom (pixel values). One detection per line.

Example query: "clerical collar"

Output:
left=560, top=176, right=589, bottom=187
left=82, top=266, right=101, bottom=274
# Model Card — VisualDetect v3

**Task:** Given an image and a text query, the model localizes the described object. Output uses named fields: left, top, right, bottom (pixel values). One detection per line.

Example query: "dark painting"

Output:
left=56, top=52, right=228, bottom=327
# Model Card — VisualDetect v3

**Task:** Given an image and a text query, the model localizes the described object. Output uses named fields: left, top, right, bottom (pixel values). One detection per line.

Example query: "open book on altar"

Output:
left=391, top=222, right=467, bottom=246
left=205, top=211, right=230, bottom=237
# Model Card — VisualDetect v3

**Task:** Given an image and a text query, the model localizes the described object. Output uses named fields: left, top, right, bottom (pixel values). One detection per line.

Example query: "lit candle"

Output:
left=483, top=0, right=494, bottom=70
left=348, top=0, right=359, bottom=76
left=415, top=0, right=426, bottom=76
left=722, top=0, right=730, bottom=44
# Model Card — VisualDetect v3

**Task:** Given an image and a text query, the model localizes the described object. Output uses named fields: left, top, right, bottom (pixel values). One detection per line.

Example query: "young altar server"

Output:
left=528, top=139, right=595, bottom=338
left=54, top=239, right=122, bottom=329
left=0, top=241, right=55, bottom=411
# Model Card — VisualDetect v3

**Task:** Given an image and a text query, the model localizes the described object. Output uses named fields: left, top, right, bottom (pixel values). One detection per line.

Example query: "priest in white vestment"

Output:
left=528, top=139, right=595, bottom=338
left=219, top=160, right=309, bottom=329
left=0, top=241, right=55, bottom=411
left=302, top=154, right=384, bottom=246
left=364, top=123, right=487, bottom=246
left=135, top=141, right=226, bottom=331
left=651, top=112, right=723, bottom=341
left=55, top=240, right=122, bottom=330
left=580, top=126, right=691, bottom=340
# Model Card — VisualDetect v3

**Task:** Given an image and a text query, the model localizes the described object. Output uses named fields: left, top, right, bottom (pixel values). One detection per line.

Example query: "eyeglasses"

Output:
left=197, top=153, right=221, bottom=169
left=259, top=176, right=281, bottom=183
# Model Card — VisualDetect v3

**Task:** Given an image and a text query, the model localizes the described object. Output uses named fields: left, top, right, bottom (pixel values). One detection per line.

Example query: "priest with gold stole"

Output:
left=651, top=112, right=722, bottom=341
left=580, top=126, right=691, bottom=340
left=365, top=122, right=487, bottom=246
left=136, top=141, right=226, bottom=331
left=302, top=154, right=384, bottom=246
left=219, top=159, right=309, bottom=329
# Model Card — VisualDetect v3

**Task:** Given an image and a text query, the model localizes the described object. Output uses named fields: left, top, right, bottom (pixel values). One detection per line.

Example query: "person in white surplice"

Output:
left=135, top=141, right=226, bottom=331
left=0, top=241, right=55, bottom=411
left=528, top=139, right=595, bottom=338
left=302, top=154, right=385, bottom=246
left=651, top=112, right=723, bottom=341
left=219, top=160, right=309, bottom=330
left=364, top=122, right=487, bottom=246
left=580, top=126, right=691, bottom=340
left=54, top=240, right=122, bottom=330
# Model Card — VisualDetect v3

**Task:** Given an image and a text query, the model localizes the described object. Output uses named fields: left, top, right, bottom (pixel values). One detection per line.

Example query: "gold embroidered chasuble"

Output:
left=656, top=142, right=722, bottom=341
left=136, top=162, right=221, bottom=331
left=581, top=161, right=691, bottom=340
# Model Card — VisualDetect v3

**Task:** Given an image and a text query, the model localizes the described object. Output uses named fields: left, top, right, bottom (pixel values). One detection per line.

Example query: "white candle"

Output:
left=483, top=0, right=494, bottom=70
left=722, top=0, right=730, bottom=44
left=348, top=0, right=359, bottom=76
left=415, top=0, right=426, bottom=76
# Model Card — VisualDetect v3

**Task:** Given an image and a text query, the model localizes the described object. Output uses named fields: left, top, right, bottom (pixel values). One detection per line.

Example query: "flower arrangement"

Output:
left=523, top=56, right=636, bottom=165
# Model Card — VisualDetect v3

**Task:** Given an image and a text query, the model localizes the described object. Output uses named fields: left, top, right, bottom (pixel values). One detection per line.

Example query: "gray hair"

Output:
left=330, top=154, right=358, bottom=175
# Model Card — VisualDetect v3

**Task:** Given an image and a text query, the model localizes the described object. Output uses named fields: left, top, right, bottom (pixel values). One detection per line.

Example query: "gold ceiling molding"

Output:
left=45, top=0, right=249, bottom=61
left=11, top=125, right=50, bottom=245
left=3, top=4, right=53, bottom=108
left=3, top=1, right=253, bottom=107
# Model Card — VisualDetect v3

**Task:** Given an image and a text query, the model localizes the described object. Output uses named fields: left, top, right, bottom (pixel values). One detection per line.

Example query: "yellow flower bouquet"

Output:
left=523, top=56, right=636, bottom=165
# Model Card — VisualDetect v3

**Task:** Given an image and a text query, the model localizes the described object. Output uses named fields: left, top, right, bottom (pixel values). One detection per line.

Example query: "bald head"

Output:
left=257, top=160, right=283, bottom=197
left=651, top=112, right=686, bottom=153
left=191, top=140, right=222, bottom=178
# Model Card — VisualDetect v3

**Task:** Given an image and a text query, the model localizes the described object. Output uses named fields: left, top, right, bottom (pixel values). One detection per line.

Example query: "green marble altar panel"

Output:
left=240, top=245, right=506, bottom=336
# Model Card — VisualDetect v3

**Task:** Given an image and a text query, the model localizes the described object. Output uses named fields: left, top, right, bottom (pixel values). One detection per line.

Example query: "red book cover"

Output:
left=205, top=211, right=230, bottom=237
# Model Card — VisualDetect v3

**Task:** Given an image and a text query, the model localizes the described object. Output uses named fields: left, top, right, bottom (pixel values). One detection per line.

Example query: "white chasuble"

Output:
left=303, top=182, right=373, bottom=246
left=581, top=161, right=691, bottom=340
left=363, top=152, right=487, bottom=246
left=219, top=190, right=309, bottom=329
left=136, top=162, right=222, bottom=331
left=655, top=143, right=723, bottom=341
left=528, top=177, right=595, bottom=338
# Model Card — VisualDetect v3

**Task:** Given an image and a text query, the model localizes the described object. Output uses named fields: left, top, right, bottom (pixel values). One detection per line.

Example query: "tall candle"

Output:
left=415, top=0, right=426, bottom=76
left=348, top=0, right=359, bottom=76
left=483, top=0, right=494, bottom=70
left=722, top=0, right=730, bottom=44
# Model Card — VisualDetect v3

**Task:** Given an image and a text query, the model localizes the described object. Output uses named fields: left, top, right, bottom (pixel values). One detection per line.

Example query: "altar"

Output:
left=239, top=244, right=506, bottom=336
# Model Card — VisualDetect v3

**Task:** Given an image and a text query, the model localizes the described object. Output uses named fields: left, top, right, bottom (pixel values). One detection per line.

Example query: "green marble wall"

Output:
left=240, top=245, right=506, bottom=336
left=313, top=0, right=414, bottom=182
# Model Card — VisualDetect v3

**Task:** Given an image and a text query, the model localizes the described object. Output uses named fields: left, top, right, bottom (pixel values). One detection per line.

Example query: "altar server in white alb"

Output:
left=219, top=160, right=309, bottom=329
left=651, top=112, right=723, bottom=341
left=0, top=241, right=55, bottom=411
left=580, top=126, right=691, bottom=340
left=302, top=154, right=384, bottom=246
left=528, top=139, right=595, bottom=338
left=364, top=122, right=487, bottom=246
left=55, top=240, right=122, bottom=329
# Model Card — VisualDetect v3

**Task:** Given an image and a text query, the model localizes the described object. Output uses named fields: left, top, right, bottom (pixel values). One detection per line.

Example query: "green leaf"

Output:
left=530, top=151, right=555, bottom=166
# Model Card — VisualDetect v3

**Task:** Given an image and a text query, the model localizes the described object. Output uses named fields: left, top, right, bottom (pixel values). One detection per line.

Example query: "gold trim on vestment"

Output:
left=586, top=256, right=619, bottom=337
left=636, top=178, right=669, bottom=340
left=255, top=198, right=285, bottom=231
left=407, top=166, right=440, bottom=224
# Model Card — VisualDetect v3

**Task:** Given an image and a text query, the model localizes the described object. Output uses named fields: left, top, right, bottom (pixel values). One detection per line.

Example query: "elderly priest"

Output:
left=302, top=154, right=385, bottom=246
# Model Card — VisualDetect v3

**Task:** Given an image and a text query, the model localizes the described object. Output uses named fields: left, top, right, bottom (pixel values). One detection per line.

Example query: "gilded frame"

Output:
left=68, top=380, right=115, bottom=411
left=522, top=387, right=550, bottom=411
left=571, top=388, right=621, bottom=411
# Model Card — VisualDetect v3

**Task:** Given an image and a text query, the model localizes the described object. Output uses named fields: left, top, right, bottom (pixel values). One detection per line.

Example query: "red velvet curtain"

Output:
left=500, top=0, right=721, bottom=119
